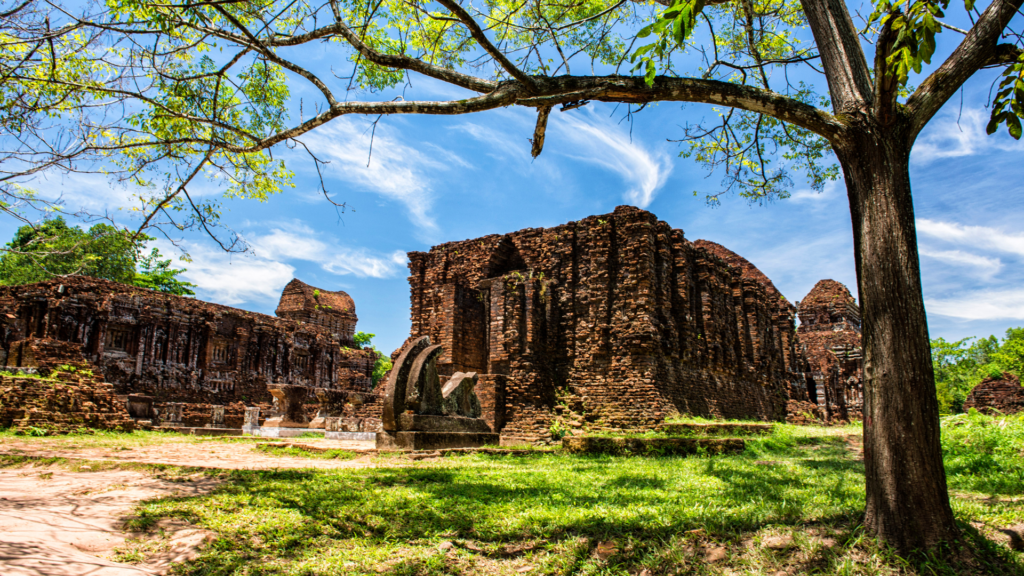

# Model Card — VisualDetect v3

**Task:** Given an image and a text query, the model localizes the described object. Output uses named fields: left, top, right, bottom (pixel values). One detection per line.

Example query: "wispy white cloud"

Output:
left=788, top=179, right=842, bottom=204
left=449, top=120, right=532, bottom=162
left=917, top=218, right=1024, bottom=257
left=304, top=118, right=462, bottom=239
left=252, top=225, right=408, bottom=279
left=166, top=241, right=297, bottom=306
left=919, top=248, right=1002, bottom=276
left=927, top=289, right=1024, bottom=320
left=554, top=109, right=672, bottom=208
left=159, top=223, right=407, bottom=305
left=913, top=107, right=1024, bottom=164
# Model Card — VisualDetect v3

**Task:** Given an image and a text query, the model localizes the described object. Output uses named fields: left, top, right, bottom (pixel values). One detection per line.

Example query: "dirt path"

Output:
left=0, top=438, right=378, bottom=470
left=0, top=467, right=220, bottom=576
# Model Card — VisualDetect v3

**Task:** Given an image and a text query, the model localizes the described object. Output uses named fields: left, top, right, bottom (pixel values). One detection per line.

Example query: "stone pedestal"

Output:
left=377, top=336, right=496, bottom=450
left=310, top=389, right=350, bottom=428
left=263, top=385, right=310, bottom=427
left=126, top=395, right=154, bottom=419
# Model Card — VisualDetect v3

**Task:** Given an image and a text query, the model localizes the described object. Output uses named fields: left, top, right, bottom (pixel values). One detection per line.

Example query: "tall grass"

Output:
left=942, top=411, right=1024, bottom=495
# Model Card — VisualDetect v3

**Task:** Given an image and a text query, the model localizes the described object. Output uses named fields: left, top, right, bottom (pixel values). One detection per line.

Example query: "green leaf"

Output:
left=1008, top=115, right=1022, bottom=140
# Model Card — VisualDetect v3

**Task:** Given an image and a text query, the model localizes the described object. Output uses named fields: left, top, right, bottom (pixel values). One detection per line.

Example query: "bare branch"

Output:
left=530, top=105, right=552, bottom=157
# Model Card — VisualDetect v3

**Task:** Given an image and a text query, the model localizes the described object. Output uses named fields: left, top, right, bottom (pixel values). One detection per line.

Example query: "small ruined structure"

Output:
left=275, top=279, right=359, bottom=340
left=0, top=339, right=135, bottom=434
left=795, top=280, right=864, bottom=421
left=0, top=276, right=376, bottom=429
left=378, top=336, right=498, bottom=449
left=964, top=373, right=1024, bottom=414
left=405, top=206, right=809, bottom=443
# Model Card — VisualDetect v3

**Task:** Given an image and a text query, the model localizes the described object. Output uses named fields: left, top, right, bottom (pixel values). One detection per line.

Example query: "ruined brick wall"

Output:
left=406, top=206, right=801, bottom=440
left=0, top=277, right=376, bottom=418
left=795, top=280, right=864, bottom=422
left=964, top=373, right=1024, bottom=414
left=0, top=339, right=135, bottom=434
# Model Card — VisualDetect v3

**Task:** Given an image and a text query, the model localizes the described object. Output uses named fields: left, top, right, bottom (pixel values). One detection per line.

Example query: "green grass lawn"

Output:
left=3, top=416, right=1022, bottom=575
left=111, top=420, right=1022, bottom=575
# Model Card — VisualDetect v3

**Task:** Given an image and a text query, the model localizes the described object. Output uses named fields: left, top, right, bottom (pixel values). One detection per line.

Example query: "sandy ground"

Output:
left=0, top=466, right=220, bottom=576
left=0, top=437, right=378, bottom=470
left=0, top=437, right=381, bottom=575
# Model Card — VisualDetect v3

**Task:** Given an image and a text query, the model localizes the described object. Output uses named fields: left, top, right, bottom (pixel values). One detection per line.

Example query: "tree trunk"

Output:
left=835, top=122, right=957, bottom=553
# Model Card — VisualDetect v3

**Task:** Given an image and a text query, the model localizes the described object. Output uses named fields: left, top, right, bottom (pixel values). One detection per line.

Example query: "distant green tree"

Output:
left=0, top=217, right=136, bottom=284
left=931, top=337, right=980, bottom=414
left=352, top=331, right=393, bottom=385
left=133, top=248, right=196, bottom=296
left=0, top=217, right=194, bottom=295
left=991, top=328, right=1024, bottom=378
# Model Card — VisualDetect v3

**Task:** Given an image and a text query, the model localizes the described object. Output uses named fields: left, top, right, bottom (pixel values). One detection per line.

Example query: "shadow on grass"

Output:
left=123, top=440, right=1024, bottom=576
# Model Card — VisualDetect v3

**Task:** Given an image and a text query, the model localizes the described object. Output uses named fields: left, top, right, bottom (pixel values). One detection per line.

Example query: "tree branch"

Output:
left=798, top=0, right=873, bottom=113
left=905, top=0, right=1024, bottom=142
left=434, top=0, right=539, bottom=92
left=531, top=105, right=552, bottom=157
left=326, top=5, right=497, bottom=93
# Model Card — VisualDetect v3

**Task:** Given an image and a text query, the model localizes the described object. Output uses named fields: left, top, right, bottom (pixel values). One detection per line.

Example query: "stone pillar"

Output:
left=242, top=407, right=260, bottom=434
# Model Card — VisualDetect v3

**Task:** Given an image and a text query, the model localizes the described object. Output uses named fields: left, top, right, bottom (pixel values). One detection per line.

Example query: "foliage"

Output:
left=931, top=328, right=1024, bottom=413
left=133, top=248, right=196, bottom=296
left=352, top=332, right=393, bottom=385
left=0, top=217, right=137, bottom=285
left=0, top=217, right=195, bottom=294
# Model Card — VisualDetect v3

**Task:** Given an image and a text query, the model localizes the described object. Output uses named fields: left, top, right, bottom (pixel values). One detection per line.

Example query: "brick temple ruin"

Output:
left=0, top=206, right=865, bottom=440
left=0, top=277, right=377, bottom=430
left=404, top=205, right=864, bottom=443
left=794, top=280, right=864, bottom=421
left=964, top=372, right=1024, bottom=414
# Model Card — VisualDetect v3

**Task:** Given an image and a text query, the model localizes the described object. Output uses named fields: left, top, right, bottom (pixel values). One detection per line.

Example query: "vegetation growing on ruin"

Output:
left=354, top=331, right=394, bottom=385
left=932, top=328, right=1024, bottom=413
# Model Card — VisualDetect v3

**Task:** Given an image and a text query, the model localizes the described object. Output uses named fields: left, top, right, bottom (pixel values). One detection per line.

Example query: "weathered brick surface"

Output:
left=0, top=276, right=376, bottom=427
left=964, top=373, right=1024, bottom=414
left=0, top=338, right=134, bottom=434
left=406, top=206, right=803, bottom=441
left=794, top=280, right=864, bottom=422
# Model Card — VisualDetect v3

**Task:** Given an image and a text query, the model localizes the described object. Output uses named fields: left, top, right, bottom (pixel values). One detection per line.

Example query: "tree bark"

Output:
left=834, top=120, right=957, bottom=553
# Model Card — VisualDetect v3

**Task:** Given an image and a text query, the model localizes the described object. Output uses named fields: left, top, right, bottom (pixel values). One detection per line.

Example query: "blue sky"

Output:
left=4, top=10, right=1024, bottom=356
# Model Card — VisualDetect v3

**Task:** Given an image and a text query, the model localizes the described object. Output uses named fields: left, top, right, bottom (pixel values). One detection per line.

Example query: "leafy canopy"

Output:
left=0, top=217, right=196, bottom=295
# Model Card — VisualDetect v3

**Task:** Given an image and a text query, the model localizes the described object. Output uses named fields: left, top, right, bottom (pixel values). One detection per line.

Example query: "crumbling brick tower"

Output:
left=407, top=206, right=802, bottom=442
left=795, top=279, right=864, bottom=421
left=276, top=279, right=359, bottom=346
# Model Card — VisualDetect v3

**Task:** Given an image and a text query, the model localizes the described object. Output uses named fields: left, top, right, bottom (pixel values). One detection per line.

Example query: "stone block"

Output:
left=396, top=413, right=492, bottom=433
left=242, top=406, right=260, bottom=434
left=376, top=431, right=500, bottom=450
left=208, top=405, right=225, bottom=428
